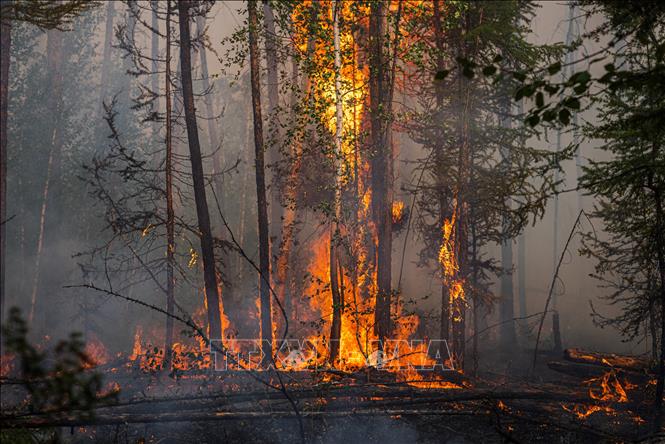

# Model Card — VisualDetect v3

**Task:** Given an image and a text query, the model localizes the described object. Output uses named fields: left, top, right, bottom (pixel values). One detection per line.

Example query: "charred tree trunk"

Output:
left=248, top=0, right=274, bottom=366
left=650, top=143, right=665, bottom=428
left=262, top=1, right=282, bottom=248
left=329, top=0, right=344, bottom=365
left=369, top=0, right=393, bottom=344
left=433, top=0, right=449, bottom=345
left=0, top=14, right=10, bottom=323
left=163, top=0, right=175, bottom=369
left=177, top=0, right=222, bottom=340
left=29, top=28, right=64, bottom=325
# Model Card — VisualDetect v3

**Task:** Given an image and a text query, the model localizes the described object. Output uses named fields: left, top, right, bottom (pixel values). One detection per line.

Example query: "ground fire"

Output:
left=1, top=1, right=664, bottom=443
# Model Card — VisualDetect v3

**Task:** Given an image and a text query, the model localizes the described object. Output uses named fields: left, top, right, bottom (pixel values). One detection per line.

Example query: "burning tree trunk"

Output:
left=29, top=28, right=64, bottom=325
left=177, top=0, right=222, bottom=341
left=328, top=0, right=344, bottom=365
left=368, top=0, right=394, bottom=344
left=262, top=0, right=282, bottom=247
left=0, top=13, right=10, bottom=322
left=248, top=0, right=274, bottom=366
left=163, top=0, right=175, bottom=369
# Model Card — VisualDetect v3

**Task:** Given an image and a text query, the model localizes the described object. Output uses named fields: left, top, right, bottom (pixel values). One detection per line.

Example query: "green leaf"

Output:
left=513, top=71, right=527, bottom=82
left=604, top=63, right=615, bottom=72
left=482, top=65, right=497, bottom=76
left=569, top=71, right=591, bottom=85
left=535, top=91, right=544, bottom=108
left=526, top=114, right=540, bottom=127
left=563, top=97, right=580, bottom=110
left=547, top=62, right=562, bottom=75
left=558, top=108, right=571, bottom=125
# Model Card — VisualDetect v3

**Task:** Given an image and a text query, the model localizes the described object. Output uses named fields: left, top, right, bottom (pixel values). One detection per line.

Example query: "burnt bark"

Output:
left=248, top=0, right=274, bottom=366
left=369, top=0, right=393, bottom=344
left=0, top=13, right=10, bottom=323
left=163, top=0, right=175, bottom=369
left=177, top=0, right=222, bottom=340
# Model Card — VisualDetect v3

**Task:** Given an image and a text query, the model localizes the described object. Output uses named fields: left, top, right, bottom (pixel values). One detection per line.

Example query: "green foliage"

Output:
left=2, top=307, right=118, bottom=416
left=1, top=0, right=99, bottom=30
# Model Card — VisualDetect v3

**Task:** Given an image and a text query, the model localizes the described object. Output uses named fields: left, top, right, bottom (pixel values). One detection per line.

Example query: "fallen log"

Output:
left=0, top=408, right=486, bottom=428
left=564, top=349, right=651, bottom=372
left=547, top=361, right=651, bottom=383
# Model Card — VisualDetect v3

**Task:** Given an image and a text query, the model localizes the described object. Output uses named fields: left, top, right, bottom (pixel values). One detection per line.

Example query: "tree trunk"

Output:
left=499, top=94, right=516, bottom=348
left=248, top=0, right=273, bottom=366
left=369, top=0, right=393, bottom=344
left=195, top=15, right=221, bottom=195
left=163, top=0, right=175, bottom=369
left=328, top=0, right=344, bottom=366
left=97, top=0, right=115, bottom=132
left=262, top=1, right=282, bottom=248
left=29, top=28, right=64, bottom=325
left=151, top=1, right=159, bottom=139
left=651, top=149, right=665, bottom=428
left=433, top=0, right=449, bottom=346
left=177, top=0, right=222, bottom=341
left=0, top=14, right=10, bottom=323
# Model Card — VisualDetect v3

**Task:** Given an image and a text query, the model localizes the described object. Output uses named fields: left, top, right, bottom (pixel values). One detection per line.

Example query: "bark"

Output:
left=151, top=1, right=159, bottom=138
left=177, top=0, right=222, bottom=340
left=29, top=28, right=64, bottom=325
left=195, top=15, right=221, bottom=195
left=262, top=1, right=282, bottom=246
left=433, top=0, right=449, bottom=345
left=97, top=1, right=115, bottom=127
left=518, top=232, right=526, bottom=318
left=248, top=0, right=273, bottom=365
left=0, top=14, right=10, bottom=323
left=499, top=94, right=516, bottom=348
left=564, top=348, right=650, bottom=372
left=328, top=0, right=344, bottom=365
left=651, top=145, right=665, bottom=426
left=163, top=0, right=175, bottom=369
left=369, top=0, right=393, bottom=343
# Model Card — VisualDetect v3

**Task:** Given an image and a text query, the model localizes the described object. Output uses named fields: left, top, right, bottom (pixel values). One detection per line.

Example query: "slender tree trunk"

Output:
left=151, top=1, right=159, bottom=139
left=29, top=28, right=64, bottom=325
left=651, top=147, right=665, bottom=428
left=0, top=14, right=10, bottom=323
left=433, top=0, right=449, bottom=345
left=518, top=232, right=526, bottom=317
left=328, top=0, right=344, bottom=365
left=262, top=1, right=282, bottom=248
left=195, top=15, right=221, bottom=193
left=276, top=55, right=305, bottom=323
left=163, top=0, right=175, bottom=369
left=248, top=0, right=273, bottom=366
left=499, top=94, right=516, bottom=348
left=369, top=0, right=393, bottom=344
left=177, top=0, right=222, bottom=340
left=97, top=1, right=115, bottom=131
